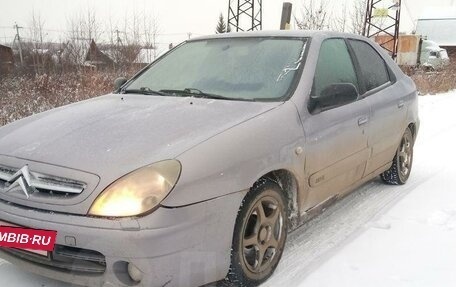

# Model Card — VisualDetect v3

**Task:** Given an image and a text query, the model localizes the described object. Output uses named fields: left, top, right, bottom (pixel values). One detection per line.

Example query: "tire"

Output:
left=226, top=179, right=288, bottom=286
left=381, top=128, right=414, bottom=185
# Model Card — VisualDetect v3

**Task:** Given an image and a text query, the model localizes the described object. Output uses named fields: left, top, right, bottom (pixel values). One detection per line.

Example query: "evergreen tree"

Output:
left=215, top=13, right=227, bottom=34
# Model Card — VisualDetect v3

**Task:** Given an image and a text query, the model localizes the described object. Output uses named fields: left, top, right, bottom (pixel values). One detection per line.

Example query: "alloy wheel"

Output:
left=241, top=195, right=284, bottom=275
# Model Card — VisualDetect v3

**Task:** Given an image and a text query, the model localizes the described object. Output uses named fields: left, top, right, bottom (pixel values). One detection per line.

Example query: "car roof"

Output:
left=190, top=30, right=367, bottom=41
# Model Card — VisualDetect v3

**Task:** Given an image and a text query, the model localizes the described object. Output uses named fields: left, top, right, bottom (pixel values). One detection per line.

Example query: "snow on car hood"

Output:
left=0, top=94, right=281, bottom=181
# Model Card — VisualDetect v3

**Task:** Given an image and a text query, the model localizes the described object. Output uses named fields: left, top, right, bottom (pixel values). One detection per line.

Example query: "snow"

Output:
left=1, top=91, right=456, bottom=286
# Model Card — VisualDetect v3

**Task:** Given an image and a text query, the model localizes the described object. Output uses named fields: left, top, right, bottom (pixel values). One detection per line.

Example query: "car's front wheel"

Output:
left=381, top=127, right=414, bottom=185
left=227, top=179, right=288, bottom=286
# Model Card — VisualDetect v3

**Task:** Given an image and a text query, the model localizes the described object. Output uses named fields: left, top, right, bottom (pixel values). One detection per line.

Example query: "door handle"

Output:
left=358, top=116, right=369, bottom=126
left=398, top=100, right=405, bottom=109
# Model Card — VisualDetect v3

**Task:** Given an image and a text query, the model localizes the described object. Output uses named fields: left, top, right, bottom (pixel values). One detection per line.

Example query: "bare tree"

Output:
left=331, top=4, right=348, bottom=32
left=63, top=9, right=103, bottom=70
left=82, top=10, right=102, bottom=41
left=28, top=10, right=48, bottom=74
left=66, top=9, right=102, bottom=41
left=119, top=10, right=142, bottom=65
left=143, top=13, right=160, bottom=60
left=295, top=0, right=370, bottom=35
left=59, top=6, right=160, bottom=72
left=123, top=10, right=141, bottom=46
left=105, top=18, right=118, bottom=69
left=295, top=0, right=331, bottom=30
left=350, top=0, right=368, bottom=35
left=63, top=17, right=88, bottom=69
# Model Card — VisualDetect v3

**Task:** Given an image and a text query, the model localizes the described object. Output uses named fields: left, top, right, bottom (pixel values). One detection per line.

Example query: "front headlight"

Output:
left=88, top=160, right=181, bottom=217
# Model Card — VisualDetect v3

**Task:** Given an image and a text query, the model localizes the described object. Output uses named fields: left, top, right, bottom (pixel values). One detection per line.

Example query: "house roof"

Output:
left=416, top=7, right=456, bottom=46
left=62, top=39, right=113, bottom=65
left=0, top=44, right=13, bottom=50
left=416, top=20, right=456, bottom=46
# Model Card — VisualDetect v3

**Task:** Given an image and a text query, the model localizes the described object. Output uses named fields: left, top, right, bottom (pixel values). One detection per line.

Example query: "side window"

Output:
left=348, top=40, right=390, bottom=91
left=312, top=39, right=359, bottom=100
left=430, top=51, right=439, bottom=58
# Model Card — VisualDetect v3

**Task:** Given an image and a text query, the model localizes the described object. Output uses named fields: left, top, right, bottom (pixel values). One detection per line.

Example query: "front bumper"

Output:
left=0, top=190, right=245, bottom=287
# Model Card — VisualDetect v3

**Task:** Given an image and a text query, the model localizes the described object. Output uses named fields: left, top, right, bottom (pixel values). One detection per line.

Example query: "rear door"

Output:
left=347, top=39, right=408, bottom=175
left=302, top=38, right=370, bottom=210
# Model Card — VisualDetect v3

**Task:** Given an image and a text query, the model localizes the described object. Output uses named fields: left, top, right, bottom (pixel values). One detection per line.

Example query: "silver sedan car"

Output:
left=0, top=31, right=419, bottom=287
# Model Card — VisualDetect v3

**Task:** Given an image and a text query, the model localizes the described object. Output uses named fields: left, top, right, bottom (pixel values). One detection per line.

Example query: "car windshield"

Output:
left=125, top=37, right=307, bottom=101
left=439, top=50, right=449, bottom=59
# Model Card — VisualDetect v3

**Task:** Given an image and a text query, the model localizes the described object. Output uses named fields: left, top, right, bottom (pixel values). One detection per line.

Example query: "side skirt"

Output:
left=295, top=161, right=392, bottom=228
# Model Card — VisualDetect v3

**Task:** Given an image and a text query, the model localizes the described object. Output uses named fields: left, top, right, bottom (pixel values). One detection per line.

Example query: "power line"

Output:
left=1, top=21, right=203, bottom=53
left=0, top=26, right=202, bottom=37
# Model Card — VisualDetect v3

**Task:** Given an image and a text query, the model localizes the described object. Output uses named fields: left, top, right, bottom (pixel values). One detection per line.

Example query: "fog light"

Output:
left=127, top=263, right=143, bottom=283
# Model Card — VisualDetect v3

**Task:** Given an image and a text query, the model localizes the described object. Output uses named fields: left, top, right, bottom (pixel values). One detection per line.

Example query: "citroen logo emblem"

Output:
left=5, top=165, right=36, bottom=199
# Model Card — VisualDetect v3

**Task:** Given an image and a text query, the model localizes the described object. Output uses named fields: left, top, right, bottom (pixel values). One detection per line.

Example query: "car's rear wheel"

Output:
left=381, top=127, right=414, bottom=185
left=227, top=179, right=288, bottom=286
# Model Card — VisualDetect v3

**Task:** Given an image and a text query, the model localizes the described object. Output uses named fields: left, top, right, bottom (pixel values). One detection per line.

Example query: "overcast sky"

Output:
left=1, top=0, right=455, bottom=51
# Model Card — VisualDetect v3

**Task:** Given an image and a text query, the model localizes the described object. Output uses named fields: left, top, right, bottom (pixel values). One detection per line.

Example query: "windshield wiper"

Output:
left=122, top=87, right=171, bottom=97
left=160, top=88, right=253, bottom=101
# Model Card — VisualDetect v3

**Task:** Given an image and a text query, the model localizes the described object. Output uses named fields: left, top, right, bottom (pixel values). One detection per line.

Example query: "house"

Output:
left=0, top=44, right=14, bottom=75
left=61, top=39, right=113, bottom=69
left=100, top=44, right=142, bottom=67
left=416, top=7, right=456, bottom=62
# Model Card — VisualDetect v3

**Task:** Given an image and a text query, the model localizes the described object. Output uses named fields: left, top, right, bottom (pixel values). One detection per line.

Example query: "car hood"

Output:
left=0, top=94, right=281, bottom=183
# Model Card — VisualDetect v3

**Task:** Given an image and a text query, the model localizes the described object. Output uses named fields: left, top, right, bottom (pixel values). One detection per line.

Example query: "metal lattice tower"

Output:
left=363, top=0, right=402, bottom=59
left=228, top=0, right=263, bottom=32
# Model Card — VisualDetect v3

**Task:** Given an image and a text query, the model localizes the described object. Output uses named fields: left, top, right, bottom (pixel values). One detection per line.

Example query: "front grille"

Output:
left=1, top=245, right=106, bottom=274
left=0, top=165, right=86, bottom=199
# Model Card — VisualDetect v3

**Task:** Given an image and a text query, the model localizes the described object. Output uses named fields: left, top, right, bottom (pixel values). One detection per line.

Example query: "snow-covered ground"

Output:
left=1, top=91, right=455, bottom=286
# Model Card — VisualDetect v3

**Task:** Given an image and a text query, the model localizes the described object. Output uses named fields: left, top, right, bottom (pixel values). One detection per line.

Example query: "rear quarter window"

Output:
left=348, top=40, right=390, bottom=92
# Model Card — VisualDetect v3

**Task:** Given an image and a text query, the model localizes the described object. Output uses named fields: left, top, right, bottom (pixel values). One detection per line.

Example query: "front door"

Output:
left=301, top=38, right=370, bottom=210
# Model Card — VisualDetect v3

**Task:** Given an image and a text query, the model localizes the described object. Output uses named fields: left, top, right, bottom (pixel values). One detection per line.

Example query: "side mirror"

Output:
left=114, top=77, right=128, bottom=91
left=310, top=83, right=358, bottom=113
